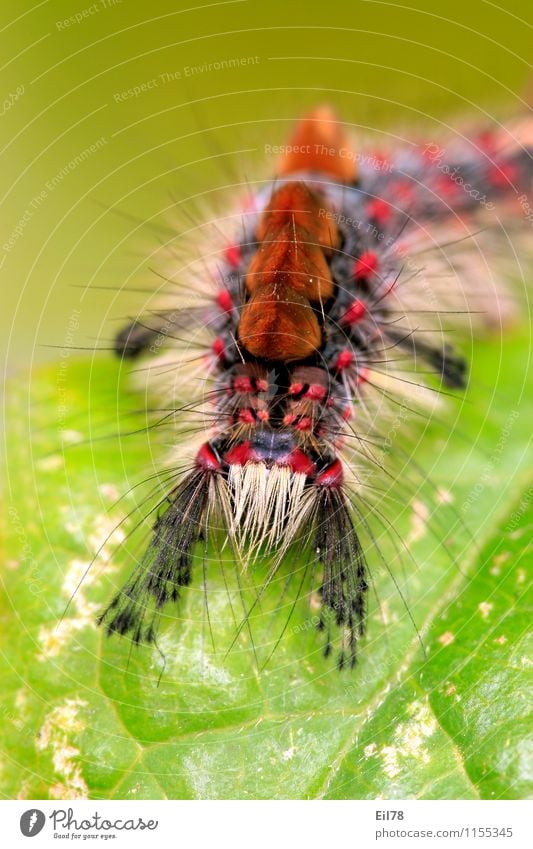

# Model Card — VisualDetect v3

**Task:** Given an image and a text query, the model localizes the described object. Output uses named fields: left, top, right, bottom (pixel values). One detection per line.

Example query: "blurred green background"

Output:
left=1, top=0, right=532, bottom=375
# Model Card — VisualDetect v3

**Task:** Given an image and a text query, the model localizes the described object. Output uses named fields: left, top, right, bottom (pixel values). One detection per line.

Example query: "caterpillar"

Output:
left=98, top=106, right=532, bottom=669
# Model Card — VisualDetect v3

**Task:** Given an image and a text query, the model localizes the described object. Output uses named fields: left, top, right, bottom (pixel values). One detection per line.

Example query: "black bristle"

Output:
left=313, top=488, right=367, bottom=670
left=98, top=471, right=210, bottom=644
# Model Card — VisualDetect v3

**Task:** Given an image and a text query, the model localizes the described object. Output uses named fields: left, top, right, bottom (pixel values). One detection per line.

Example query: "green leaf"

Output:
left=1, top=331, right=531, bottom=800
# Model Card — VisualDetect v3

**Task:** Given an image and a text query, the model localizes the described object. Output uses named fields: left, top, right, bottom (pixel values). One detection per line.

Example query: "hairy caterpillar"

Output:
left=98, top=107, right=532, bottom=669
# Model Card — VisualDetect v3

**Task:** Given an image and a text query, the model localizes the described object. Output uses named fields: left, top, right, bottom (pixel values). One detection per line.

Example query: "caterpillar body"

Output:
left=99, top=107, right=533, bottom=669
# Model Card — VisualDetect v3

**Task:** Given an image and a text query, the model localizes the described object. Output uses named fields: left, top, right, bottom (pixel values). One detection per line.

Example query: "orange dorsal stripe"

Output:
left=277, top=106, right=357, bottom=182
left=239, top=181, right=339, bottom=361
left=256, top=181, right=338, bottom=251
left=239, top=282, right=321, bottom=362
left=245, top=221, right=333, bottom=303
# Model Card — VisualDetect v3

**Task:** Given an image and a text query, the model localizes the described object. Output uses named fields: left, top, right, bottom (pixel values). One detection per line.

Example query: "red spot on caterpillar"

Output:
left=238, top=409, right=255, bottom=425
left=367, top=198, right=391, bottom=224
left=476, top=130, right=497, bottom=152
left=224, top=441, right=252, bottom=466
left=287, top=449, right=316, bottom=476
left=233, top=375, right=253, bottom=393
left=289, top=382, right=304, bottom=395
left=212, top=338, right=225, bottom=360
left=295, top=416, right=313, bottom=431
left=304, top=383, right=327, bottom=401
left=257, top=410, right=269, bottom=422
left=340, top=405, right=352, bottom=420
left=353, top=250, right=378, bottom=280
left=283, top=413, right=297, bottom=425
left=276, top=105, right=357, bottom=183
left=488, top=162, right=519, bottom=188
left=435, top=174, right=456, bottom=198
left=224, top=244, right=241, bottom=268
left=334, top=350, right=354, bottom=370
left=216, top=290, right=234, bottom=312
left=255, top=378, right=269, bottom=392
left=341, top=298, right=367, bottom=325
left=315, top=458, right=343, bottom=488
left=196, top=443, right=222, bottom=472
left=393, top=180, right=416, bottom=203
left=372, top=151, right=389, bottom=169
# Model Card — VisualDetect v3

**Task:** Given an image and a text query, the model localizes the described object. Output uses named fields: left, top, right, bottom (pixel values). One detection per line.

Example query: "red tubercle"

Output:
left=216, top=289, right=234, bottom=313
left=295, top=416, right=313, bottom=432
left=353, top=251, right=378, bottom=280
left=224, top=244, right=241, bottom=269
left=366, top=198, right=391, bottom=225
left=340, top=404, right=353, bottom=421
left=283, top=413, right=297, bottom=426
left=434, top=174, right=456, bottom=198
left=223, top=440, right=316, bottom=477
left=371, top=150, right=389, bottom=168
left=224, top=441, right=252, bottom=466
left=475, top=130, right=498, bottom=152
left=334, top=349, right=354, bottom=371
left=255, top=378, right=269, bottom=393
left=196, top=443, right=222, bottom=473
left=341, top=298, right=367, bottom=326
left=392, top=179, right=415, bottom=203
left=287, top=449, right=316, bottom=476
left=303, top=383, right=327, bottom=401
left=238, top=408, right=255, bottom=425
left=233, top=375, right=253, bottom=393
left=257, top=410, right=269, bottom=422
left=212, top=337, right=225, bottom=360
left=315, top=458, right=343, bottom=488
left=289, top=382, right=304, bottom=396
left=487, top=162, right=519, bottom=189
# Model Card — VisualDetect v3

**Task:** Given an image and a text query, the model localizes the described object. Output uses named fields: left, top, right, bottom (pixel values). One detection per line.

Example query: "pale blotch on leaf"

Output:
left=478, top=602, right=493, bottom=619
left=378, top=700, right=437, bottom=779
left=407, top=499, right=430, bottom=546
left=37, top=455, right=63, bottom=472
left=36, top=698, right=88, bottom=800
left=98, top=483, right=121, bottom=502
left=37, top=557, right=101, bottom=660
left=436, top=488, right=454, bottom=505
left=60, top=430, right=83, bottom=445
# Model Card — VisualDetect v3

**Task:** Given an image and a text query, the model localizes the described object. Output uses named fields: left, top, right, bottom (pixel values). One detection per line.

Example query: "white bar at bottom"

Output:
left=3, top=799, right=531, bottom=849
